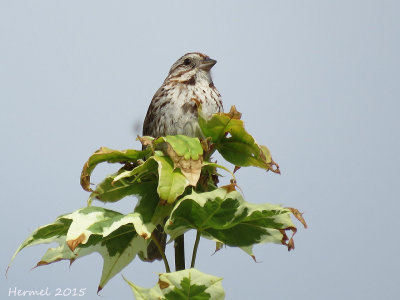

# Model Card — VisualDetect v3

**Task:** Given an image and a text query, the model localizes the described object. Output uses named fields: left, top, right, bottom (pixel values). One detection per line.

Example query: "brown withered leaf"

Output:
left=287, top=207, right=308, bottom=228
left=80, top=146, right=148, bottom=192
left=259, top=145, right=280, bottom=174
left=35, top=258, right=68, bottom=268
left=158, top=279, right=170, bottom=290
left=137, top=135, right=154, bottom=148
left=166, top=144, right=203, bottom=186
left=287, top=237, right=295, bottom=251
left=222, top=105, right=242, bottom=120
left=221, top=182, right=237, bottom=193
left=280, top=227, right=297, bottom=251
left=80, top=162, right=93, bottom=192
left=268, top=159, right=280, bottom=174
left=67, top=233, right=86, bottom=252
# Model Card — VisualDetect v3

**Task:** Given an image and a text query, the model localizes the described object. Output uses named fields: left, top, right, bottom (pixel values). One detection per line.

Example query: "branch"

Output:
left=191, top=230, right=201, bottom=268
left=174, top=235, right=185, bottom=271
left=151, top=233, right=171, bottom=273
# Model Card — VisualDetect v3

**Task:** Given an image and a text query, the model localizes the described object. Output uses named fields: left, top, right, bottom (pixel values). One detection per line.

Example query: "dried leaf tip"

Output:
left=221, top=182, right=237, bottom=193
left=287, top=207, right=308, bottom=229
left=268, top=159, right=281, bottom=174
left=222, top=105, right=242, bottom=120
left=137, top=135, right=154, bottom=147
left=158, top=279, right=170, bottom=289
left=80, top=161, right=93, bottom=192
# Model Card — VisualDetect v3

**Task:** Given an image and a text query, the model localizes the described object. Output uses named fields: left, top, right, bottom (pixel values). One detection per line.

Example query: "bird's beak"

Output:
left=199, top=57, right=217, bottom=71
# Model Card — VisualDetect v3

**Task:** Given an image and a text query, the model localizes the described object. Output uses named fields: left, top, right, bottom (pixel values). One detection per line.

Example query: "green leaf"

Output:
left=89, top=172, right=140, bottom=203
left=153, top=154, right=189, bottom=204
left=123, top=268, right=225, bottom=300
left=202, top=162, right=235, bottom=181
left=93, top=153, right=189, bottom=205
left=132, top=180, right=173, bottom=228
left=90, top=159, right=158, bottom=204
left=89, top=160, right=173, bottom=227
left=198, top=108, right=241, bottom=143
left=157, top=135, right=204, bottom=186
left=162, top=135, right=203, bottom=160
left=81, top=147, right=150, bottom=192
left=165, top=186, right=299, bottom=258
left=113, top=157, right=158, bottom=183
left=8, top=207, right=149, bottom=292
left=199, top=106, right=280, bottom=173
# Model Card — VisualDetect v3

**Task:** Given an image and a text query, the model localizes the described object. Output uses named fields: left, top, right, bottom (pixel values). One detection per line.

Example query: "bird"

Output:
left=142, top=52, right=223, bottom=261
left=143, top=52, right=223, bottom=138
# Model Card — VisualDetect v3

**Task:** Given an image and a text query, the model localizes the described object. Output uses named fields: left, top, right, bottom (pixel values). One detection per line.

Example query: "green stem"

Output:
left=174, top=234, right=185, bottom=271
left=190, top=230, right=201, bottom=268
left=151, top=233, right=170, bottom=273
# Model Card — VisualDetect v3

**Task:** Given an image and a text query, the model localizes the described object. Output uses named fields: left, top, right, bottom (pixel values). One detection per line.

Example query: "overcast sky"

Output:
left=1, top=1, right=399, bottom=299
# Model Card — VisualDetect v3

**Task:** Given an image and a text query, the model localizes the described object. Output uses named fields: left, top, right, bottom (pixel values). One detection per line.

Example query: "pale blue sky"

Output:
left=1, top=1, right=399, bottom=299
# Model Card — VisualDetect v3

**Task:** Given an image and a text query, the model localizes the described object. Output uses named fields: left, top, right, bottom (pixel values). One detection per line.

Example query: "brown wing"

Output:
left=141, top=86, right=168, bottom=262
left=142, top=86, right=167, bottom=136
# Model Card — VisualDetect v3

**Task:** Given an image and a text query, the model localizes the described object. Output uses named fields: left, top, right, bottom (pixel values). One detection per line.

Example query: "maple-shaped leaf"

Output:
left=199, top=106, right=280, bottom=174
left=81, top=147, right=149, bottom=192
left=89, top=160, right=158, bottom=204
left=104, top=151, right=189, bottom=205
left=124, top=268, right=225, bottom=300
left=163, top=135, right=204, bottom=187
left=153, top=154, right=189, bottom=204
left=8, top=207, right=150, bottom=292
left=165, top=187, right=305, bottom=259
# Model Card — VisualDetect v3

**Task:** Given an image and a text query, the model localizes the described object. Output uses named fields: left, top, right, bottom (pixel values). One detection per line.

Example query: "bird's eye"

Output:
left=183, top=58, right=191, bottom=66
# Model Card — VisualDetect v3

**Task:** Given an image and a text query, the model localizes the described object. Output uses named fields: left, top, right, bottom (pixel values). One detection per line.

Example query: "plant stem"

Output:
left=174, top=234, right=185, bottom=271
left=151, top=233, right=170, bottom=273
left=190, top=230, right=201, bottom=268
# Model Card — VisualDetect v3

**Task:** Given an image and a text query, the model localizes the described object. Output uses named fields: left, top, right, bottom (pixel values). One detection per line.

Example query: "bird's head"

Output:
left=167, top=52, right=217, bottom=84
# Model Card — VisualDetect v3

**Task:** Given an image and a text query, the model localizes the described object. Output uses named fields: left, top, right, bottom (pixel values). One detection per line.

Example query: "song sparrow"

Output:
left=143, top=52, right=223, bottom=138
left=142, top=52, right=223, bottom=261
